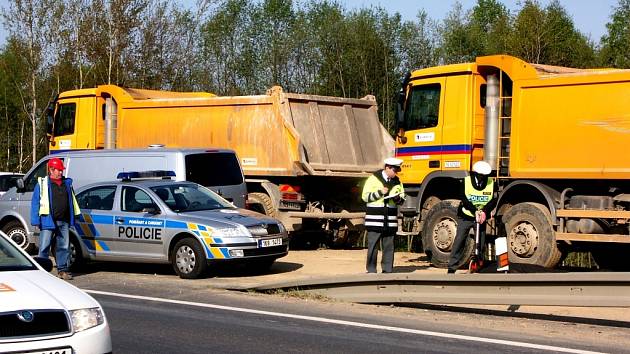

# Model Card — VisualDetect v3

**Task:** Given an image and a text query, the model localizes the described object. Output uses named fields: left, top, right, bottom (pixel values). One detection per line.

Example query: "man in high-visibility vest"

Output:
left=30, top=157, right=81, bottom=280
left=448, top=160, right=497, bottom=274
left=362, top=157, right=405, bottom=273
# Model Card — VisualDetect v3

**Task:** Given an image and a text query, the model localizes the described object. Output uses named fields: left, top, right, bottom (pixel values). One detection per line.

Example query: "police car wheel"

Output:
left=172, top=238, right=207, bottom=279
left=68, top=236, right=85, bottom=271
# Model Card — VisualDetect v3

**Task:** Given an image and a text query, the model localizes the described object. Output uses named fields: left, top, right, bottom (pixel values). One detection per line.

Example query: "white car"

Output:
left=0, top=231, right=111, bottom=354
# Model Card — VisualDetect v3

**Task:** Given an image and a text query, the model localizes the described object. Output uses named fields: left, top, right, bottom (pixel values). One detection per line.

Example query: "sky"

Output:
left=0, top=0, right=619, bottom=45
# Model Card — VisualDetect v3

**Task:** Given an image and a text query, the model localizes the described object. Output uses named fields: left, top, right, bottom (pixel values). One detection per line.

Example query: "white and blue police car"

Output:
left=0, top=230, right=111, bottom=354
left=70, top=171, right=289, bottom=279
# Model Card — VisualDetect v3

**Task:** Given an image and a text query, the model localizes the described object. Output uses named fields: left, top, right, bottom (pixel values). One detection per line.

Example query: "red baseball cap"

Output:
left=47, top=157, right=65, bottom=171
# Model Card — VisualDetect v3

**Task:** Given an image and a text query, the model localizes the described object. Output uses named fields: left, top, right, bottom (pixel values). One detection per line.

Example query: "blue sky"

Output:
left=344, top=0, right=617, bottom=42
left=0, top=0, right=619, bottom=44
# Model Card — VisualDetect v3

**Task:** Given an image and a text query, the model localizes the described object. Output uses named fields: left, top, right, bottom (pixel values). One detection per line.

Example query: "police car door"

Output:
left=75, top=185, right=118, bottom=259
left=114, top=186, right=166, bottom=261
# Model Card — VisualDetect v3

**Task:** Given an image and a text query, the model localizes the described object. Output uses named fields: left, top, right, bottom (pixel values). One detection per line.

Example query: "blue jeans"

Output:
left=38, top=221, right=70, bottom=272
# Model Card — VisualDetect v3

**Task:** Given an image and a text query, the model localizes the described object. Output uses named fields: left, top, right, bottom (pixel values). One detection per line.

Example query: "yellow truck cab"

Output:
left=395, top=55, right=630, bottom=269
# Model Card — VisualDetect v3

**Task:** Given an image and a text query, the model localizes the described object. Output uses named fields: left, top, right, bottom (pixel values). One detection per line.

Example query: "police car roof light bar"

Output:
left=117, top=170, right=176, bottom=181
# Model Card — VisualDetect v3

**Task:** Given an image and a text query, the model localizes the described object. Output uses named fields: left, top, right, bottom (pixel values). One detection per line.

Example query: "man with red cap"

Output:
left=30, top=157, right=81, bottom=280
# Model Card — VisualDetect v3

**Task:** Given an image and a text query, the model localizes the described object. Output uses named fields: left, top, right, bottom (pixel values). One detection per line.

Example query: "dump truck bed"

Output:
left=116, top=86, right=394, bottom=177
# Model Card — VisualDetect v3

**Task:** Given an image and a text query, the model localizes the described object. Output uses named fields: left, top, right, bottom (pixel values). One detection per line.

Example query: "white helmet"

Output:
left=472, top=161, right=492, bottom=175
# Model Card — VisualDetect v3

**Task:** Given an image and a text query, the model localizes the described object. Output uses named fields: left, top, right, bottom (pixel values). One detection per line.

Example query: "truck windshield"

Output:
left=403, top=84, right=441, bottom=130
left=185, top=153, right=244, bottom=186
left=54, top=103, right=76, bottom=136
left=151, top=183, right=235, bottom=212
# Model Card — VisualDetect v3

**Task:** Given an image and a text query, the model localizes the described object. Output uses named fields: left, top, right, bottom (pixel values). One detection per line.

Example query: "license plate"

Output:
left=259, top=238, right=282, bottom=247
left=23, top=348, right=71, bottom=354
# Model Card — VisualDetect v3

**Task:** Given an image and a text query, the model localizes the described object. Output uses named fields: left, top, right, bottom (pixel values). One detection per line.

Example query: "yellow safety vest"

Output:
left=462, top=176, right=494, bottom=218
left=38, top=177, right=81, bottom=216
left=362, top=174, right=405, bottom=231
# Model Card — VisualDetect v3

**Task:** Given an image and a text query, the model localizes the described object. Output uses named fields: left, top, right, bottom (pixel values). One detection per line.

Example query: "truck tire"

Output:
left=171, top=238, right=207, bottom=279
left=421, top=200, right=473, bottom=268
left=248, top=192, right=277, bottom=218
left=503, top=202, right=562, bottom=268
left=2, top=220, right=35, bottom=254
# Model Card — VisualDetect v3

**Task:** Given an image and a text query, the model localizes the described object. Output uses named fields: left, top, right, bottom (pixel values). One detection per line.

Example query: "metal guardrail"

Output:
left=248, top=272, right=630, bottom=307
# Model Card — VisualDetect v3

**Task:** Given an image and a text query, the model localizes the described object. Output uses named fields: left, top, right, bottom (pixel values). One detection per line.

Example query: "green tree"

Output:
left=599, top=0, right=630, bottom=68
left=2, top=0, right=56, bottom=166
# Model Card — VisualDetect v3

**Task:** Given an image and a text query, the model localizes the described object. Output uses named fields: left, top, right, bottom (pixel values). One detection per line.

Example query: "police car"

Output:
left=70, top=171, right=289, bottom=279
left=0, top=231, right=111, bottom=354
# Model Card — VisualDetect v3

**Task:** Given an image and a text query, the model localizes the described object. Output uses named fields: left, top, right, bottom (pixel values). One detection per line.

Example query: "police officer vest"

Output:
left=38, top=177, right=81, bottom=216
left=362, top=173, right=405, bottom=232
left=462, top=176, right=494, bottom=218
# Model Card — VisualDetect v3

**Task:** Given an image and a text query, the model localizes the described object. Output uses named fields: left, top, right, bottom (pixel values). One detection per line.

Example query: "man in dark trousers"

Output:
left=362, top=157, right=405, bottom=273
left=31, top=158, right=81, bottom=280
left=448, top=160, right=497, bottom=273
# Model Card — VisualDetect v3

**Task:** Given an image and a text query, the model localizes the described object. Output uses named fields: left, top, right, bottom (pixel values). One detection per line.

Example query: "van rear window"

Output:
left=185, top=153, right=244, bottom=186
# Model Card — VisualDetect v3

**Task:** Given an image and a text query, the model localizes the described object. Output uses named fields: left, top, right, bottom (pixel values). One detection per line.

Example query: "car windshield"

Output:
left=0, top=233, right=37, bottom=271
left=150, top=183, right=235, bottom=212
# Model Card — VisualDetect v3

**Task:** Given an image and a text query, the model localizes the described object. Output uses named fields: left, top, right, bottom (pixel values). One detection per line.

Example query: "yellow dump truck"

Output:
left=47, top=85, right=394, bottom=246
left=395, top=54, right=630, bottom=270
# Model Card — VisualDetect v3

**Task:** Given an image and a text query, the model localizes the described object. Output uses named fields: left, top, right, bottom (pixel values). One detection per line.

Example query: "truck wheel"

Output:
left=248, top=192, right=277, bottom=217
left=2, top=220, right=35, bottom=254
left=171, top=238, right=207, bottom=279
left=421, top=200, right=473, bottom=268
left=503, top=202, right=561, bottom=268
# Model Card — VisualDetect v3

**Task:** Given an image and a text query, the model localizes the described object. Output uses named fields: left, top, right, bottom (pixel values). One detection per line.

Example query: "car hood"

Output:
left=178, top=208, right=280, bottom=228
left=0, top=270, right=99, bottom=312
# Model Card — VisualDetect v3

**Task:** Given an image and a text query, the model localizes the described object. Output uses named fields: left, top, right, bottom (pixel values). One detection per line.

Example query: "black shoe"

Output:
left=447, top=269, right=456, bottom=274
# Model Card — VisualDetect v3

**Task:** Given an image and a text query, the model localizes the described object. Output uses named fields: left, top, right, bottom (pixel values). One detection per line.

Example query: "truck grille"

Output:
left=0, top=310, right=70, bottom=339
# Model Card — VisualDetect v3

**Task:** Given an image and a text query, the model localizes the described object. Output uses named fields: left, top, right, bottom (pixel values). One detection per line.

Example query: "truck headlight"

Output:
left=213, top=225, right=249, bottom=237
left=69, top=307, right=105, bottom=332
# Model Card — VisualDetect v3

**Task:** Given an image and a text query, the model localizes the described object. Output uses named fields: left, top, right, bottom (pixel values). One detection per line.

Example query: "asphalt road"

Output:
left=67, top=259, right=630, bottom=354
left=86, top=286, right=619, bottom=354
left=93, top=293, right=558, bottom=354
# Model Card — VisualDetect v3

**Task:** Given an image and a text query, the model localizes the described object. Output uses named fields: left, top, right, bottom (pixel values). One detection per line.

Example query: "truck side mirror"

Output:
left=395, top=72, right=411, bottom=144
left=45, top=101, right=55, bottom=136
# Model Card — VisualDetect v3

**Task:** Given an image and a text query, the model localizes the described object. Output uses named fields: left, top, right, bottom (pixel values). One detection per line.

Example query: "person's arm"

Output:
left=362, top=176, right=384, bottom=203
left=30, top=183, right=41, bottom=227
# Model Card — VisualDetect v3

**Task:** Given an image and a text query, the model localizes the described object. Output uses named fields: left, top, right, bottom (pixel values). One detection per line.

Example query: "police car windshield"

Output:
left=150, top=183, right=234, bottom=212
left=0, top=234, right=37, bottom=271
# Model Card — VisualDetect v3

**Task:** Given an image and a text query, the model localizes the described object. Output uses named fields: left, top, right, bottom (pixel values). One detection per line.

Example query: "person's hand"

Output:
left=381, top=187, right=389, bottom=194
left=475, top=210, right=486, bottom=224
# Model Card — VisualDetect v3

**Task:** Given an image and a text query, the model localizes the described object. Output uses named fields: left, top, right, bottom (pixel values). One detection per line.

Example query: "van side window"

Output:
left=403, top=84, right=441, bottom=130
left=54, top=103, right=76, bottom=136
left=23, top=160, right=54, bottom=192
left=77, top=186, right=117, bottom=211
left=121, top=186, right=158, bottom=213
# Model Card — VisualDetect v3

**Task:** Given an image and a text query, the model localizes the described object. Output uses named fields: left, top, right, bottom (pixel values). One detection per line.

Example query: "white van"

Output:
left=0, top=148, right=247, bottom=251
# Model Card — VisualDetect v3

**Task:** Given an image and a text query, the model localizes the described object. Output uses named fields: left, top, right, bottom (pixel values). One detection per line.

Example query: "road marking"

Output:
left=87, top=289, right=602, bottom=354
